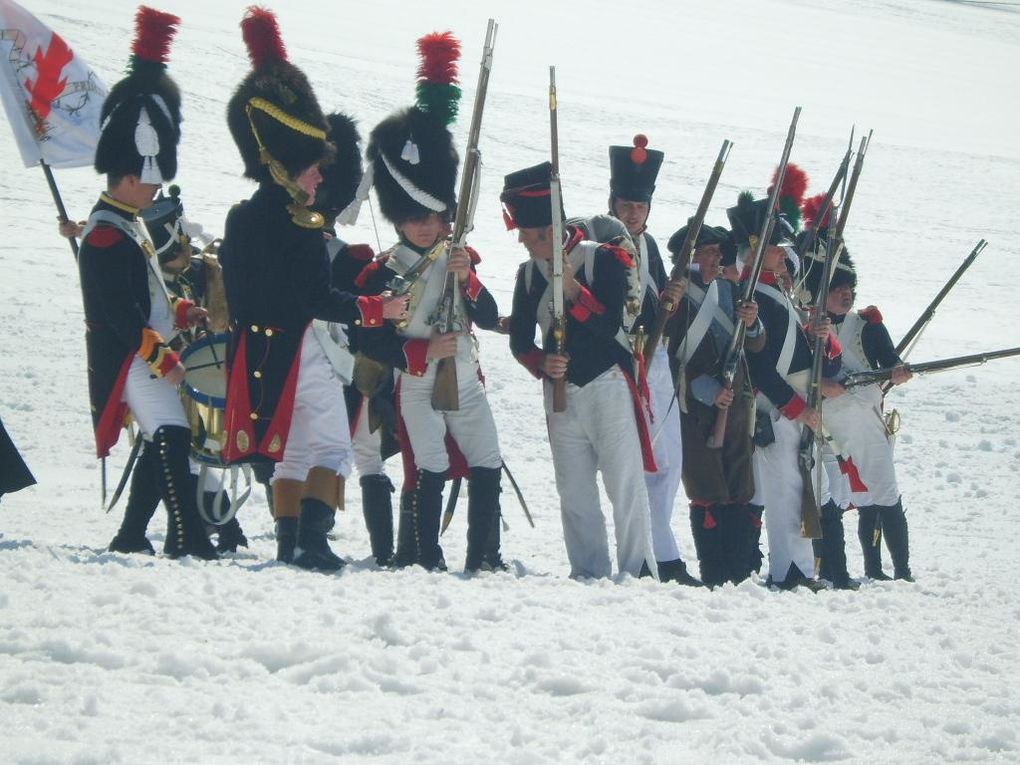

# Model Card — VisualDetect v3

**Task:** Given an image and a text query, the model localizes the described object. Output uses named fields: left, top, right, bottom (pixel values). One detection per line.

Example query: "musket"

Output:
left=548, top=66, right=568, bottom=413
left=431, top=19, right=498, bottom=411
left=706, top=107, right=801, bottom=449
left=844, top=346, right=1020, bottom=389
left=643, top=139, right=732, bottom=359
left=881, top=239, right=988, bottom=394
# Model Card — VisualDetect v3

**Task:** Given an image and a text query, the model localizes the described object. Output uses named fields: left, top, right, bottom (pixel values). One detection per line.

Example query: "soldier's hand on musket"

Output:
left=57, top=217, right=85, bottom=239
left=184, top=305, right=208, bottom=327
left=542, top=353, right=569, bottom=380
left=736, top=299, right=758, bottom=328
left=427, top=328, right=459, bottom=360
left=381, top=292, right=410, bottom=320
left=662, top=278, right=685, bottom=308
left=891, top=363, right=913, bottom=385
left=796, top=406, right=822, bottom=431
left=809, top=314, right=833, bottom=340
left=714, top=386, right=735, bottom=409
left=447, top=246, right=472, bottom=284
left=821, top=378, right=846, bottom=399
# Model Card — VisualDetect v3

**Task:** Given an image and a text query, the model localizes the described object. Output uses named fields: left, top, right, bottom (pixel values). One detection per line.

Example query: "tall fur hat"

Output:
left=365, top=32, right=461, bottom=225
left=798, top=192, right=857, bottom=301
left=314, top=112, right=363, bottom=223
left=226, top=7, right=330, bottom=184
left=609, top=134, right=664, bottom=203
left=94, top=7, right=182, bottom=183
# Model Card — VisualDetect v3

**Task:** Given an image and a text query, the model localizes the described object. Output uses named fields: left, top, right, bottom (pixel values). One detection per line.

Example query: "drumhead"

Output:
left=181, top=333, right=228, bottom=408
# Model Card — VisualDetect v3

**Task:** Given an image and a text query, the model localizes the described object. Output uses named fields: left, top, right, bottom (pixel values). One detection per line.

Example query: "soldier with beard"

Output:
left=665, top=223, right=764, bottom=586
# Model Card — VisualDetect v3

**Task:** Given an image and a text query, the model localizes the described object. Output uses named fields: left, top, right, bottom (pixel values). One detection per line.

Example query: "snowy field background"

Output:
left=2, top=0, right=1020, bottom=762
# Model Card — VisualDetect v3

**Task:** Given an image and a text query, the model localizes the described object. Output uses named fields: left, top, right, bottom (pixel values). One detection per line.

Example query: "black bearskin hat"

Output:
left=226, top=7, right=330, bottom=184
left=314, top=112, right=363, bottom=223
left=609, top=134, right=664, bottom=203
left=726, top=163, right=808, bottom=252
left=798, top=192, right=857, bottom=302
left=366, top=33, right=461, bottom=225
left=500, top=161, right=564, bottom=230
left=667, top=219, right=736, bottom=265
left=143, top=184, right=195, bottom=263
left=94, top=7, right=182, bottom=183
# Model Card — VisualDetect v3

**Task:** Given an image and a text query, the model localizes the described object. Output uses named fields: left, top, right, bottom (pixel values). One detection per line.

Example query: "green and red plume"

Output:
left=801, top=193, right=834, bottom=231
left=128, top=6, right=180, bottom=76
left=241, top=6, right=288, bottom=70
left=414, top=31, right=461, bottom=126
left=770, top=162, right=808, bottom=232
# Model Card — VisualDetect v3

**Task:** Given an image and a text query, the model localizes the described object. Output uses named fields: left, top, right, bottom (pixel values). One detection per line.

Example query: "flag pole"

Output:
left=40, top=160, right=78, bottom=260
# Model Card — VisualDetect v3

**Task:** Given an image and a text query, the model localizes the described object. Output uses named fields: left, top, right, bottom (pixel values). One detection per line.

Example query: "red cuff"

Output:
left=826, top=334, right=842, bottom=359
left=781, top=395, right=806, bottom=420
left=155, top=349, right=181, bottom=378
left=568, top=286, right=604, bottom=323
left=516, top=348, right=544, bottom=380
left=461, top=270, right=484, bottom=302
left=403, top=339, right=429, bottom=376
left=174, top=299, right=194, bottom=329
left=356, top=296, right=385, bottom=328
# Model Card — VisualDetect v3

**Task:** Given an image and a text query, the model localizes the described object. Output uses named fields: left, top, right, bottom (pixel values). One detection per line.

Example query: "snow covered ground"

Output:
left=2, top=0, right=1020, bottom=762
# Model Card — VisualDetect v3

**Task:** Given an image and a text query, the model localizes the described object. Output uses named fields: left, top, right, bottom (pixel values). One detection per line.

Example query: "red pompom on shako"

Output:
left=630, top=133, right=648, bottom=165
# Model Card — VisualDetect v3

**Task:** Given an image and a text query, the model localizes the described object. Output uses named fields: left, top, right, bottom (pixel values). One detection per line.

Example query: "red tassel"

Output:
left=416, top=32, right=460, bottom=85
left=241, top=6, right=288, bottom=69
left=703, top=509, right=717, bottom=530
left=132, top=6, right=181, bottom=65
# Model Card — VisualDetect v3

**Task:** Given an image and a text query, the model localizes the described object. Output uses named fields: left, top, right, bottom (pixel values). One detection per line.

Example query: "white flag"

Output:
left=0, top=0, right=107, bottom=169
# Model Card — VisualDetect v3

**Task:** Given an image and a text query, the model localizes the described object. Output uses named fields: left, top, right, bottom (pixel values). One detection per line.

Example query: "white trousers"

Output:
left=645, top=345, right=682, bottom=562
left=351, top=398, right=384, bottom=477
left=823, top=447, right=852, bottom=510
left=546, top=367, right=656, bottom=579
left=124, top=356, right=188, bottom=438
left=758, top=414, right=828, bottom=583
left=398, top=359, right=501, bottom=474
left=272, top=328, right=352, bottom=483
left=823, top=390, right=900, bottom=506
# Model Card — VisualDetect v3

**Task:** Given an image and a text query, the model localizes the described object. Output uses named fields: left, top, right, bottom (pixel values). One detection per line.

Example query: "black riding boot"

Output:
left=814, top=501, right=857, bottom=590
left=360, top=474, right=395, bottom=567
left=742, top=503, right=765, bottom=578
left=409, top=469, right=447, bottom=571
left=153, top=426, right=218, bottom=560
left=881, top=499, right=913, bottom=581
left=275, top=517, right=297, bottom=563
left=109, top=439, right=160, bottom=554
left=465, top=466, right=504, bottom=572
left=200, top=490, right=248, bottom=553
left=393, top=491, right=417, bottom=568
left=690, top=503, right=726, bottom=587
left=857, top=506, right=891, bottom=580
left=657, top=558, right=702, bottom=586
left=293, top=498, right=346, bottom=571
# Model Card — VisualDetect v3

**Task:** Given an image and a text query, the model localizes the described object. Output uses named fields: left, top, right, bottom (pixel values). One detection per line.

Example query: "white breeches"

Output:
left=757, top=414, right=828, bottom=583
left=351, top=398, right=384, bottom=477
left=823, top=447, right=852, bottom=510
left=645, top=345, right=682, bottom=561
left=823, top=392, right=900, bottom=506
left=545, top=366, right=656, bottom=579
left=124, top=356, right=188, bottom=438
left=398, top=359, right=501, bottom=474
left=272, top=328, right=352, bottom=483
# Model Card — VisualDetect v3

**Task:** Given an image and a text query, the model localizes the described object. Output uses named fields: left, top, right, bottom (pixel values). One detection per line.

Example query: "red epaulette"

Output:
left=354, top=256, right=387, bottom=290
left=859, top=305, right=883, bottom=324
left=465, top=245, right=481, bottom=265
left=603, top=242, right=634, bottom=268
left=85, top=226, right=124, bottom=248
left=346, top=243, right=375, bottom=262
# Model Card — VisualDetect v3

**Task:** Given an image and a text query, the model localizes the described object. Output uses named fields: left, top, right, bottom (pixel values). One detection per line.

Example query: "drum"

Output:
left=180, top=333, right=228, bottom=465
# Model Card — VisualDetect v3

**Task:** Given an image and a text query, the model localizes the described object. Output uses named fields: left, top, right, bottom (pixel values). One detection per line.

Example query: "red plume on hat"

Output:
left=415, top=31, right=461, bottom=125
left=801, top=192, right=834, bottom=231
left=130, top=6, right=180, bottom=73
left=240, top=6, right=287, bottom=69
left=769, top=162, right=808, bottom=232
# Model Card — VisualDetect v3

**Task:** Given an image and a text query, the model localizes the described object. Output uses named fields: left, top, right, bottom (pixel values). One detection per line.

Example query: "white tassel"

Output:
left=135, top=107, right=163, bottom=185
left=400, top=139, right=420, bottom=165
left=336, top=162, right=375, bottom=226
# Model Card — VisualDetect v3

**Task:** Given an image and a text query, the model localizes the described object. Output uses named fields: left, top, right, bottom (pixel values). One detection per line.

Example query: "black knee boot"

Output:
left=275, top=517, right=297, bottom=563
left=153, top=427, right=217, bottom=560
left=881, top=499, right=913, bottom=581
left=743, top=504, right=765, bottom=578
left=815, top=501, right=857, bottom=590
left=109, top=439, right=161, bottom=554
left=465, top=466, right=505, bottom=572
left=360, top=474, right=395, bottom=567
left=393, top=491, right=417, bottom=568
left=857, top=506, right=890, bottom=580
left=293, top=498, right=346, bottom=571
left=690, top=504, right=726, bottom=587
left=409, top=469, right=447, bottom=571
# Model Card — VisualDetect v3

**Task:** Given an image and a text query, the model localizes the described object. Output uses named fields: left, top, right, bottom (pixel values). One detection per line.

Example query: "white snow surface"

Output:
left=2, top=0, right=1020, bottom=762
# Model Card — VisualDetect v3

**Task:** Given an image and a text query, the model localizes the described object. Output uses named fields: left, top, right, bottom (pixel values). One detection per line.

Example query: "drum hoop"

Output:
left=181, top=333, right=229, bottom=408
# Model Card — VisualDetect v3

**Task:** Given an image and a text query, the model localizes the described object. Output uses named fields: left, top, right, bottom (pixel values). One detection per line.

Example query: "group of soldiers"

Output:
left=70, top=6, right=915, bottom=589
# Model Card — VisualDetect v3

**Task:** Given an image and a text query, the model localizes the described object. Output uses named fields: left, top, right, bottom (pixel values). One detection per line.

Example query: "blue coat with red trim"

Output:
left=218, top=183, right=384, bottom=462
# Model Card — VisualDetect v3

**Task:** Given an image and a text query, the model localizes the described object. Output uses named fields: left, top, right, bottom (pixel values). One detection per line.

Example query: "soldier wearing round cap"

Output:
left=220, top=8, right=406, bottom=570
left=504, top=161, right=657, bottom=580
left=78, top=6, right=215, bottom=559
left=352, top=33, right=504, bottom=573
left=798, top=196, right=914, bottom=582
left=600, top=135, right=700, bottom=586
left=730, top=174, right=838, bottom=590
left=666, top=222, right=764, bottom=586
